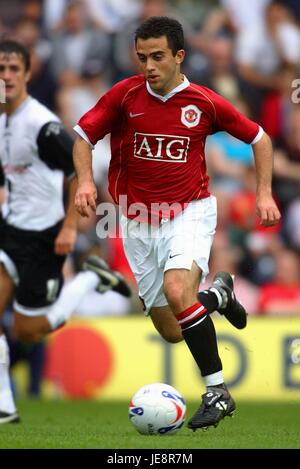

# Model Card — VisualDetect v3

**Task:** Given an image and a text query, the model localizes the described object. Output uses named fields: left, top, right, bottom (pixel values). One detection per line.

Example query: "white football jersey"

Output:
left=0, top=96, right=73, bottom=231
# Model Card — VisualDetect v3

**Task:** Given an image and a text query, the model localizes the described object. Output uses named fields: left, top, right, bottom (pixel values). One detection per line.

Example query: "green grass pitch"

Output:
left=0, top=399, right=299, bottom=449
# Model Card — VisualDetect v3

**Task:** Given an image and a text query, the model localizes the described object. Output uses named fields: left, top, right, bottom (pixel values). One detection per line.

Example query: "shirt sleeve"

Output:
left=74, top=81, right=125, bottom=147
left=37, top=122, right=75, bottom=179
left=212, top=92, right=261, bottom=144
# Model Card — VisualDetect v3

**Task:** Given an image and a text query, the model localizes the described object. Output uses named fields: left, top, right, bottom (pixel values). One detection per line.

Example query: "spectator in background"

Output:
left=183, top=5, right=232, bottom=82
left=260, top=65, right=297, bottom=143
left=228, top=165, right=283, bottom=285
left=13, top=19, right=57, bottom=110
left=0, top=0, right=24, bottom=31
left=280, top=0, right=300, bottom=23
left=21, top=0, right=43, bottom=27
left=235, top=0, right=300, bottom=117
left=85, top=0, right=142, bottom=33
left=49, top=0, right=111, bottom=87
left=272, top=106, right=300, bottom=211
left=284, top=195, right=300, bottom=251
left=196, top=36, right=240, bottom=102
left=220, top=0, right=271, bottom=33
left=258, top=249, right=300, bottom=315
left=56, top=59, right=109, bottom=135
left=42, top=0, right=70, bottom=34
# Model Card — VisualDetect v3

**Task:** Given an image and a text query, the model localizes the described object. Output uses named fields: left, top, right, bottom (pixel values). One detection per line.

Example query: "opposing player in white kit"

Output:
left=0, top=40, right=130, bottom=424
left=73, top=17, right=281, bottom=430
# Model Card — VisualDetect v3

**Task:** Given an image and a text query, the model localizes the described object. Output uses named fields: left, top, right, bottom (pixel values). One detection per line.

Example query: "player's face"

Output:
left=136, top=36, right=185, bottom=96
left=0, top=52, right=30, bottom=105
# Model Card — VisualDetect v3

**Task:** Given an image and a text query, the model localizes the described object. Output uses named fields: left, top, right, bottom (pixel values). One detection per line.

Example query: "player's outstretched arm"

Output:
left=252, top=132, right=281, bottom=227
left=73, top=136, right=97, bottom=218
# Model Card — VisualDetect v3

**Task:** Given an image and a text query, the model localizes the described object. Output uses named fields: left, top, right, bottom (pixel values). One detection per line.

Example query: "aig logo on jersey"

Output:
left=134, top=133, right=189, bottom=163
left=181, top=105, right=201, bottom=128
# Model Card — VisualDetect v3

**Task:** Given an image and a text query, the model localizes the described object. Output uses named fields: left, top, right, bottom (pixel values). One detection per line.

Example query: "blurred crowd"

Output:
left=1, top=0, right=300, bottom=318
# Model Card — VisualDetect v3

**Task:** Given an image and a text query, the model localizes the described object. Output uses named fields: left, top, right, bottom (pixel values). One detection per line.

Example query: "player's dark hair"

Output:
left=0, top=40, right=30, bottom=71
left=135, top=16, right=184, bottom=56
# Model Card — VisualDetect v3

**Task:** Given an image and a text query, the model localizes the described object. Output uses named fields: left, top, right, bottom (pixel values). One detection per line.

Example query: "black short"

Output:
left=0, top=220, right=66, bottom=309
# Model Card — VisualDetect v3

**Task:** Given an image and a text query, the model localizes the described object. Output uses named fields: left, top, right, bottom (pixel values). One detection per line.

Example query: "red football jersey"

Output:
left=75, top=75, right=260, bottom=220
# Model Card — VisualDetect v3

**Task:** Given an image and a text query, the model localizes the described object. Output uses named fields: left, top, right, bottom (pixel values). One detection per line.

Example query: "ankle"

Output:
left=207, top=382, right=227, bottom=391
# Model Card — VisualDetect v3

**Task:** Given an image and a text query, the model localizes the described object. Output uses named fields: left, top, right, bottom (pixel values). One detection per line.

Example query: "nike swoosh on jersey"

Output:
left=169, top=253, right=184, bottom=259
left=129, top=112, right=145, bottom=118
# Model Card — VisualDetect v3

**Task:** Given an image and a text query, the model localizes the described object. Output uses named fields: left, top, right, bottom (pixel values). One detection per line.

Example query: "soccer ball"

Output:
left=129, top=383, right=186, bottom=435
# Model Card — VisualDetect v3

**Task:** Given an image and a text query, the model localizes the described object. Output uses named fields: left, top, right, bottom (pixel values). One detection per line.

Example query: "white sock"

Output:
left=0, top=334, right=17, bottom=414
left=47, top=271, right=99, bottom=330
left=203, top=371, right=224, bottom=388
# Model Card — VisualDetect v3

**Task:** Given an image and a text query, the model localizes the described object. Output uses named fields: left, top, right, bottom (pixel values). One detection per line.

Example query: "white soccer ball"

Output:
left=129, top=383, right=186, bottom=435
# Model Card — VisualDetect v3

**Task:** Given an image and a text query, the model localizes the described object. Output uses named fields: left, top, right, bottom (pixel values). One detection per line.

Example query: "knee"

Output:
left=163, top=279, right=185, bottom=312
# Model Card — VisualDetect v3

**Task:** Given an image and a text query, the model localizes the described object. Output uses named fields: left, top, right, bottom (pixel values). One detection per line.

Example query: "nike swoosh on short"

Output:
left=169, top=253, right=184, bottom=259
left=129, top=112, right=145, bottom=118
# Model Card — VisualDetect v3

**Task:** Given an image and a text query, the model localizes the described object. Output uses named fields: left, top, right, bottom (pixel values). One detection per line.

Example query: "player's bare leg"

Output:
left=163, top=262, right=202, bottom=314
left=13, top=313, right=51, bottom=342
left=0, top=265, right=15, bottom=325
left=150, top=305, right=182, bottom=343
left=150, top=262, right=202, bottom=342
left=0, top=264, right=19, bottom=424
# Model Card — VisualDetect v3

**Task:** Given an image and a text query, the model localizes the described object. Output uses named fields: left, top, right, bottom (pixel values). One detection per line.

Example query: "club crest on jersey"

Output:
left=181, top=105, right=201, bottom=128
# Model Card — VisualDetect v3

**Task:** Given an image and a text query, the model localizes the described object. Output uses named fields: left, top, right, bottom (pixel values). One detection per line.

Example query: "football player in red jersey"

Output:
left=73, top=16, right=281, bottom=430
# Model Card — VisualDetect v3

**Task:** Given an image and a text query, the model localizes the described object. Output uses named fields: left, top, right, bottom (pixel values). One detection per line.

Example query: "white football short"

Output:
left=120, top=196, right=217, bottom=315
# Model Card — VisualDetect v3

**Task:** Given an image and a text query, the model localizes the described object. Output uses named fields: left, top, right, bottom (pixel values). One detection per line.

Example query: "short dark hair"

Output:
left=135, top=16, right=184, bottom=56
left=0, top=40, right=31, bottom=71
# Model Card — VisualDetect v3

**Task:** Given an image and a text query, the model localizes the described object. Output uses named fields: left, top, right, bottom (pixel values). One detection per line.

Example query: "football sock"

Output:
left=204, top=372, right=225, bottom=388
left=0, top=334, right=17, bottom=414
left=47, top=271, right=99, bottom=330
left=197, top=288, right=227, bottom=312
left=178, top=303, right=223, bottom=377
